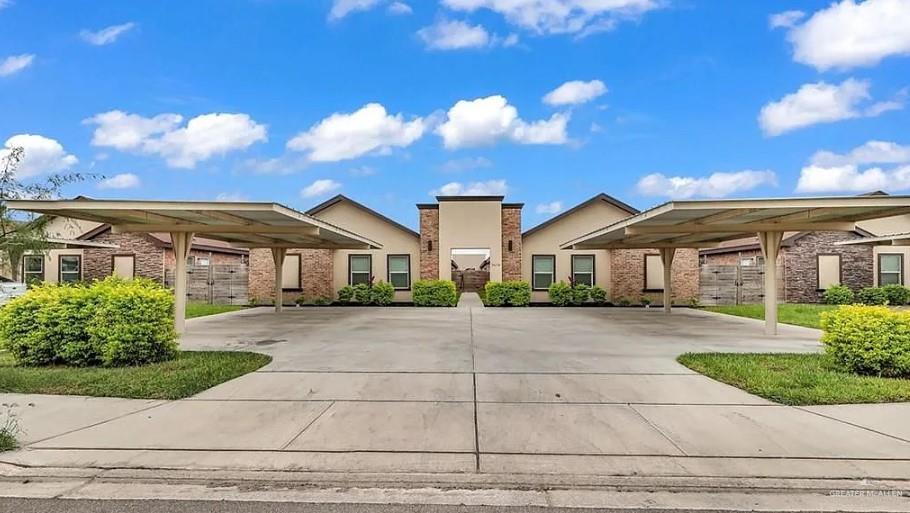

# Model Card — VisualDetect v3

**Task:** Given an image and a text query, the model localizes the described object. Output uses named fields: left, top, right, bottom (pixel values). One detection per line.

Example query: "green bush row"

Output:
left=548, top=282, right=609, bottom=306
left=821, top=305, right=910, bottom=378
left=0, top=277, right=177, bottom=367
left=484, top=281, right=531, bottom=306
left=413, top=280, right=458, bottom=307
left=823, top=284, right=910, bottom=306
left=336, top=281, right=395, bottom=306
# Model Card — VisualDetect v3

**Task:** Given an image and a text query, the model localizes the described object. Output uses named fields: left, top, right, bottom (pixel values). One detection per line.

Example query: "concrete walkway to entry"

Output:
left=2, top=305, right=910, bottom=484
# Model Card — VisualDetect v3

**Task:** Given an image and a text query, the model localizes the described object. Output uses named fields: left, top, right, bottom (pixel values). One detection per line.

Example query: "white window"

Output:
left=194, top=256, right=211, bottom=266
left=572, top=255, right=595, bottom=287
left=388, top=255, right=410, bottom=290
left=23, top=255, right=44, bottom=283
left=879, top=254, right=903, bottom=285
left=112, top=255, right=135, bottom=279
left=349, top=254, right=372, bottom=285
left=644, top=254, right=664, bottom=291
left=532, top=255, right=555, bottom=290
left=59, top=255, right=81, bottom=283
left=282, top=253, right=301, bottom=290
left=817, top=254, right=841, bottom=290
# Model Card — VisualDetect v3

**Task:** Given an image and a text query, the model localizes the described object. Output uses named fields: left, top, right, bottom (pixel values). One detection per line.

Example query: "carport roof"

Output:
left=6, top=199, right=382, bottom=249
left=561, top=196, right=910, bottom=250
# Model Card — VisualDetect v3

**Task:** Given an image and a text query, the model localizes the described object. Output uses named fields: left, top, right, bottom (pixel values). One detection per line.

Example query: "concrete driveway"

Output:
left=3, top=299, right=910, bottom=481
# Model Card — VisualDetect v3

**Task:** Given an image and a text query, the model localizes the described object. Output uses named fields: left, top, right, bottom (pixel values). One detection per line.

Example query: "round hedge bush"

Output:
left=0, top=277, right=177, bottom=367
left=822, top=284, right=854, bottom=305
left=820, top=305, right=910, bottom=378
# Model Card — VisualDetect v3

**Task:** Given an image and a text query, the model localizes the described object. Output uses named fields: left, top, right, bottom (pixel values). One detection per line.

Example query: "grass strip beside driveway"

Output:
left=703, top=304, right=836, bottom=329
left=0, top=351, right=270, bottom=400
left=186, top=303, right=246, bottom=319
left=678, top=353, right=910, bottom=405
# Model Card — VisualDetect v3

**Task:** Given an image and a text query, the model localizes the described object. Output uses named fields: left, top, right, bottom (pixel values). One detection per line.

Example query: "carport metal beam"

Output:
left=659, top=247, right=675, bottom=313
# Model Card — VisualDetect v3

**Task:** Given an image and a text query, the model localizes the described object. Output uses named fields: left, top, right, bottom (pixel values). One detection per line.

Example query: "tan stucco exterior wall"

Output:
left=17, top=216, right=100, bottom=283
left=438, top=200, right=503, bottom=282
left=521, top=200, right=630, bottom=302
left=859, top=213, right=910, bottom=286
left=309, top=200, right=420, bottom=301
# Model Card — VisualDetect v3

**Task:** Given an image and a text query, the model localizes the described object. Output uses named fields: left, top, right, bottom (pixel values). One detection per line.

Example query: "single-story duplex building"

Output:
left=248, top=194, right=700, bottom=305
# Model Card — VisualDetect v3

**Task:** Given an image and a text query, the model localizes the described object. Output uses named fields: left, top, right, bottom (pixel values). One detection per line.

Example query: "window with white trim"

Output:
left=571, top=255, right=594, bottom=287
left=387, top=255, right=410, bottom=290
left=349, top=255, right=372, bottom=285
left=282, top=253, right=301, bottom=290
left=532, top=255, right=555, bottom=290
left=23, top=255, right=44, bottom=283
left=644, top=254, right=664, bottom=291
left=879, top=254, right=903, bottom=285
left=59, top=255, right=81, bottom=283
left=817, top=254, right=841, bottom=290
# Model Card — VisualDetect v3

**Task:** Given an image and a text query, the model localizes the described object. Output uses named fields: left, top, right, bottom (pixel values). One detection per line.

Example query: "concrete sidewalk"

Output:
left=2, top=305, right=909, bottom=488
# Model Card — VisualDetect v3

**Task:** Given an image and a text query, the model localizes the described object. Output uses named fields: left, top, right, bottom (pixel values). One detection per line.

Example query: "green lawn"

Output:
left=678, top=352, right=910, bottom=405
left=185, top=303, right=245, bottom=319
left=703, top=303, right=837, bottom=329
left=0, top=350, right=270, bottom=400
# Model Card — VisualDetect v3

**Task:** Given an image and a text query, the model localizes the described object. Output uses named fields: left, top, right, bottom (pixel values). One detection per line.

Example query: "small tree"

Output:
left=0, top=147, right=89, bottom=281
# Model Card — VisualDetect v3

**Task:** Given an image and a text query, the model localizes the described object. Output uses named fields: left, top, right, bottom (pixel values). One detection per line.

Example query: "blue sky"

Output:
left=1, top=0, right=909, bottom=230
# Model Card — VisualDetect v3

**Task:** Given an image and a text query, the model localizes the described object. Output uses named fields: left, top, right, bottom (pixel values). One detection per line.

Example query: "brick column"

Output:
left=419, top=206, right=439, bottom=280
left=501, top=205, right=522, bottom=281
left=248, top=248, right=334, bottom=304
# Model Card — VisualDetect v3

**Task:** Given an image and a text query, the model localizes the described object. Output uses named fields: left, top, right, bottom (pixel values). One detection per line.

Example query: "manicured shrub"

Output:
left=413, top=280, right=457, bottom=307
left=313, top=296, right=332, bottom=306
left=640, top=296, right=652, bottom=307
left=0, top=278, right=176, bottom=367
left=352, top=283, right=371, bottom=304
left=571, top=283, right=591, bottom=305
left=882, top=284, right=910, bottom=306
left=548, top=281, right=573, bottom=306
left=370, top=281, right=395, bottom=306
left=822, top=284, right=854, bottom=305
left=484, top=281, right=531, bottom=307
left=857, top=287, right=888, bottom=305
left=617, top=297, right=632, bottom=307
left=589, top=286, right=608, bottom=305
left=337, top=285, right=354, bottom=303
left=821, top=305, right=910, bottom=377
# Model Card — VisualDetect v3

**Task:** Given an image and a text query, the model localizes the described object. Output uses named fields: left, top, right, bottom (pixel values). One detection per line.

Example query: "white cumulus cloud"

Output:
left=784, top=0, right=910, bottom=71
left=636, top=170, right=778, bottom=199
left=441, top=0, right=660, bottom=36
left=0, top=54, right=34, bottom=77
left=1, top=134, right=78, bottom=178
left=796, top=140, right=910, bottom=193
left=388, top=1, right=412, bottom=14
left=417, top=19, right=496, bottom=50
left=431, top=179, right=508, bottom=196
left=301, top=179, right=342, bottom=198
left=768, top=10, right=805, bottom=29
left=85, top=110, right=267, bottom=169
left=329, top=0, right=382, bottom=19
left=758, top=78, right=902, bottom=136
left=80, top=22, right=136, bottom=46
left=97, top=173, right=140, bottom=189
left=543, top=80, right=607, bottom=106
left=436, top=95, right=569, bottom=149
left=287, top=103, right=425, bottom=162
left=535, top=201, right=563, bottom=214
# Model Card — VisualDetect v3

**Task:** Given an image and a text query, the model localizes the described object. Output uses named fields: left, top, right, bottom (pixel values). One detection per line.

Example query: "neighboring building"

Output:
left=248, top=194, right=701, bottom=305
left=21, top=218, right=248, bottom=284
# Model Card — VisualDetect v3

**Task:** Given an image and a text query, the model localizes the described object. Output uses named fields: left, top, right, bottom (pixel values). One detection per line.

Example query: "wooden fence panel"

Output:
left=165, top=264, right=248, bottom=305
left=698, top=264, right=781, bottom=306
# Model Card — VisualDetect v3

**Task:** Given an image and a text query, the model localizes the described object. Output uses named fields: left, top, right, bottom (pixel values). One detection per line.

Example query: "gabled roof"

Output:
left=78, top=224, right=249, bottom=255
left=306, top=194, right=419, bottom=238
left=522, top=193, right=639, bottom=238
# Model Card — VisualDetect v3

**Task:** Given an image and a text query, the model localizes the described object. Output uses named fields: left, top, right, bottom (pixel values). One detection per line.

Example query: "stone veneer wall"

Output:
left=83, top=231, right=165, bottom=282
left=610, top=248, right=699, bottom=304
left=701, top=248, right=764, bottom=266
left=782, top=231, right=873, bottom=303
left=248, top=248, right=334, bottom=305
left=419, top=207, right=439, bottom=280
left=500, top=206, right=522, bottom=281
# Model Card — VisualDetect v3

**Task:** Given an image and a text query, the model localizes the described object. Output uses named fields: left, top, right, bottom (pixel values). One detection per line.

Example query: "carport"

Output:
left=6, top=199, right=380, bottom=333
left=561, top=196, right=910, bottom=335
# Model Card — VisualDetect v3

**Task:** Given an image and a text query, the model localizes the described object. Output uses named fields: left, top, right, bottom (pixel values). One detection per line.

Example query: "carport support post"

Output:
left=758, top=231, right=783, bottom=336
left=271, top=247, right=287, bottom=313
left=659, top=247, right=676, bottom=313
left=171, top=231, right=195, bottom=335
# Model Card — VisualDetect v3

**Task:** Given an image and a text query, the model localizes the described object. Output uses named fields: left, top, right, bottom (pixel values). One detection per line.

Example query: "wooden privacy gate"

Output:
left=452, top=269, right=490, bottom=293
left=165, top=264, right=249, bottom=305
left=699, top=264, right=768, bottom=306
